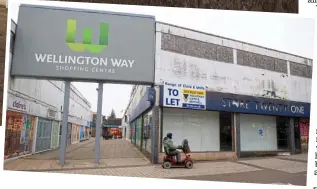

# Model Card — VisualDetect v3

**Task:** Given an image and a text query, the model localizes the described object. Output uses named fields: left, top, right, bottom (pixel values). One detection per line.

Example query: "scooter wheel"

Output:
left=185, top=161, right=193, bottom=169
left=162, top=161, right=172, bottom=169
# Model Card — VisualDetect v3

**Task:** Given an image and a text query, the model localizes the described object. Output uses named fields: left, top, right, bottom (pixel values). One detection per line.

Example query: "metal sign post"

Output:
left=152, top=105, right=158, bottom=164
left=148, top=87, right=158, bottom=164
left=95, top=83, right=104, bottom=164
left=60, top=81, right=71, bottom=165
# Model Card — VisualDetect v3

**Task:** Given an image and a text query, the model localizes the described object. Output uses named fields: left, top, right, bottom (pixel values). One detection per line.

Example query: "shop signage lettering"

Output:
left=166, top=88, right=180, bottom=106
left=163, top=81, right=206, bottom=110
left=290, top=105, right=304, bottom=114
left=8, top=94, right=29, bottom=112
left=12, top=100, right=27, bottom=111
left=204, top=91, right=310, bottom=117
left=221, top=98, right=305, bottom=115
left=47, top=109, right=57, bottom=118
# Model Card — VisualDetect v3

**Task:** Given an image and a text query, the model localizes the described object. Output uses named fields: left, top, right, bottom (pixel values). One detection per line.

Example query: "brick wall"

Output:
left=0, top=5, right=7, bottom=125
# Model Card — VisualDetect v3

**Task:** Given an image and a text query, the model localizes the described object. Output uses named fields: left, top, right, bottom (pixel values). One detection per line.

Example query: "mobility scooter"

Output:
left=162, top=139, right=194, bottom=169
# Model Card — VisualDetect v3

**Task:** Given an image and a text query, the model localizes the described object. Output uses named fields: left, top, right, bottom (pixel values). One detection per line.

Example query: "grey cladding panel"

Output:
left=237, top=50, right=287, bottom=73
left=161, top=33, right=309, bottom=78
left=161, top=33, right=233, bottom=63
left=290, top=62, right=312, bottom=78
left=217, top=46, right=234, bottom=63
left=275, top=59, right=288, bottom=73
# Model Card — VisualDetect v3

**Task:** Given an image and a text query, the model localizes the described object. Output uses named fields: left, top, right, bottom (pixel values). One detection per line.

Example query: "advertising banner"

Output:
left=163, top=81, right=206, bottom=110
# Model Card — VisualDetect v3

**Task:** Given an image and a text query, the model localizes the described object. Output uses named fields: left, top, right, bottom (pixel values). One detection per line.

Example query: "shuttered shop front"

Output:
left=162, top=108, right=220, bottom=152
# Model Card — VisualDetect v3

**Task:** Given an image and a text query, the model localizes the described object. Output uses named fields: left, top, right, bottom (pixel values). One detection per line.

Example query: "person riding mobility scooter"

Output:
left=162, top=133, right=193, bottom=169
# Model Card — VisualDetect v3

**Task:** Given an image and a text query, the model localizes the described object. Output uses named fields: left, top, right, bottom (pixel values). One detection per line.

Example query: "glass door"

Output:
left=276, top=116, right=289, bottom=151
left=35, top=118, right=52, bottom=152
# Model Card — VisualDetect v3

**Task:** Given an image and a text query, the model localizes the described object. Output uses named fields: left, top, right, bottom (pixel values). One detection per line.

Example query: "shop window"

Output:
left=142, top=111, right=153, bottom=153
left=136, top=118, right=142, bottom=147
left=299, top=118, right=309, bottom=152
left=162, top=108, right=220, bottom=152
left=219, top=112, right=233, bottom=151
left=240, top=114, right=278, bottom=151
left=5, top=112, right=23, bottom=158
left=143, top=113, right=152, bottom=139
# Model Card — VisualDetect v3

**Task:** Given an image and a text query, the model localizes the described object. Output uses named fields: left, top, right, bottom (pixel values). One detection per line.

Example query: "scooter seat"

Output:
left=164, top=149, right=178, bottom=159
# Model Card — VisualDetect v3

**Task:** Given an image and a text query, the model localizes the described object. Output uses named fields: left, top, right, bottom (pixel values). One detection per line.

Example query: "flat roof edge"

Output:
left=156, top=21, right=313, bottom=61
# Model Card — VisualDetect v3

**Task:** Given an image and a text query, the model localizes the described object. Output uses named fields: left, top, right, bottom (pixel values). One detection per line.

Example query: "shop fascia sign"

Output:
left=221, top=98, right=306, bottom=115
left=47, top=108, right=58, bottom=119
left=8, top=95, right=29, bottom=112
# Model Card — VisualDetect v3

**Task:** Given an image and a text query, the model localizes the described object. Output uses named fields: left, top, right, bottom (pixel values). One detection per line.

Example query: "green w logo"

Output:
left=65, top=19, right=109, bottom=53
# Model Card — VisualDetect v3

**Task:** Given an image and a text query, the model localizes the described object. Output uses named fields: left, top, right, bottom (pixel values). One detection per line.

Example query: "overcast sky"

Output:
left=9, top=0, right=315, bottom=118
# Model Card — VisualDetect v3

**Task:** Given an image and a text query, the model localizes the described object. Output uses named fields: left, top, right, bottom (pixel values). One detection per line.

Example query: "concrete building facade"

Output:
left=122, top=22, right=312, bottom=163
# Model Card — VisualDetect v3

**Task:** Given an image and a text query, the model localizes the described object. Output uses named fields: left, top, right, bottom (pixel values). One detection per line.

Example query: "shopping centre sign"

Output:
left=162, top=81, right=206, bottom=110
left=11, top=5, right=156, bottom=84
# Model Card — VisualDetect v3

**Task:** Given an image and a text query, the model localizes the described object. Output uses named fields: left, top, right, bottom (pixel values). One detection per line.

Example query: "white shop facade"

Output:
left=5, top=93, right=60, bottom=159
left=159, top=81, right=310, bottom=160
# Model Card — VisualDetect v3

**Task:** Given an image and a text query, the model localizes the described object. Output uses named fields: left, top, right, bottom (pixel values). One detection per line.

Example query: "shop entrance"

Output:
left=35, top=118, right=53, bottom=153
left=51, top=121, right=60, bottom=149
left=219, top=112, right=233, bottom=151
left=276, top=116, right=289, bottom=151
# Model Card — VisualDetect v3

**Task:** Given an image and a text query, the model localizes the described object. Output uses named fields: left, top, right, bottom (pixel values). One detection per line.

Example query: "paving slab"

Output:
left=277, top=153, right=308, bottom=162
left=4, top=138, right=150, bottom=171
left=239, top=158, right=307, bottom=173
left=174, top=169, right=306, bottom=186
left=50, top=161, right=261, bottom=178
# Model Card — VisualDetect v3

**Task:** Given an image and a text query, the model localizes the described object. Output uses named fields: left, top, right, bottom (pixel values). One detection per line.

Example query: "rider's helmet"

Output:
left=166, top=133, right=172, bottom=139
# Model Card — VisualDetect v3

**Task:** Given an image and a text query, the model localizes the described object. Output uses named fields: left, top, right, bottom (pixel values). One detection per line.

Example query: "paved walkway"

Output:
left=3, top=139, right=308, bottom=186
left=175, top=169, right=306, bottom=186
left=3, top=138, right=150, bottom=171
left=46, top=156, right=307, bottom=179
left=276, top=153, right=308, bottom=162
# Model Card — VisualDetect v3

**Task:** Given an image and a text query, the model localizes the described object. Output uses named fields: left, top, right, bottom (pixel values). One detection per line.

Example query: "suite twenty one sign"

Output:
left=206, top=91, right=311, bottom=118
left=11, top=5, right=156, bottom=84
